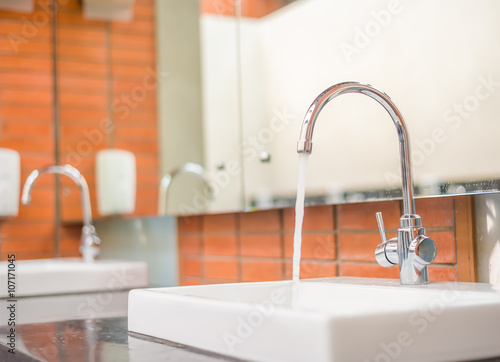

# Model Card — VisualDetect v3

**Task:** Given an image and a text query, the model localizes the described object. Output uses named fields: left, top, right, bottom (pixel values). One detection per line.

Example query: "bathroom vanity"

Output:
left=0, top=317, right=238, bottom=362
left=2, top=280, right=500, bottom=362
left=0, top=292, right=237, bottom=362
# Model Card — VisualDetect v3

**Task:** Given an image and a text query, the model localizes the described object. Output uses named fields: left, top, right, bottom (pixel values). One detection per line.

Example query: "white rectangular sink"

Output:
left=128, top=277, right=500, bottom=362
left=0, top=258, right=148, bottom=297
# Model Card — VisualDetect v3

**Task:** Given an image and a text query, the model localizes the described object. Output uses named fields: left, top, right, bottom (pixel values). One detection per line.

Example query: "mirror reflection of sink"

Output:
left=128, top=277, right=500, bottom=362
left=0, top=258, right=148, bottom=297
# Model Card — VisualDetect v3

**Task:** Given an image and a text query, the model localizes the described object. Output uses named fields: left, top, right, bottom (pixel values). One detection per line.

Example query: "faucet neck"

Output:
left=22, top=164, right=94, bottom=228
left=297, top=81, right=416, bottom=215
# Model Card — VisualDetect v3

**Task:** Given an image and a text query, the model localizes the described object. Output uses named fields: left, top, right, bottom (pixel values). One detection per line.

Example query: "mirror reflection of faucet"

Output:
left=297, top=81, right=437, bottom=285
left=158, top=162, right=213, bottom=215
left=21, top=164, right=101, bottom=263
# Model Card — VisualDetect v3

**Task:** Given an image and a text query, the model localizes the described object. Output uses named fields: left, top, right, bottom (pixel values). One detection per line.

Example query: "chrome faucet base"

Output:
left=80, top=225, right=101, bottom=263
left=376, top=213, right=437, bottom=285
left=397, top=220, right=430, bottom=285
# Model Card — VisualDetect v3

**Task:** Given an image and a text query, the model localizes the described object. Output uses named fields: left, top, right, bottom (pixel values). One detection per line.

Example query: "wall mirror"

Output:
left=236, top=0, right=500, bottom=210
left=159, top=0, right=500, bottom=215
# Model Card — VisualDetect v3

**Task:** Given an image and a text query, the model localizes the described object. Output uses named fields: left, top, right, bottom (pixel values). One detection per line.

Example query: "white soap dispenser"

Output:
left=96, top=149, right=136, bottom=216
left=0, top=148, right=20, bottom=218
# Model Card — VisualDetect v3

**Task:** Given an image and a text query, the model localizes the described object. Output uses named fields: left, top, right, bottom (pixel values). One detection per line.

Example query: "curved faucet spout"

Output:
left=158, top=162, right=212, bottom=215
left=21, top=164, right=100, bottom=262
left=22, top=164, right=93, bottom=226
left=297, top=81, right=415, bottom=216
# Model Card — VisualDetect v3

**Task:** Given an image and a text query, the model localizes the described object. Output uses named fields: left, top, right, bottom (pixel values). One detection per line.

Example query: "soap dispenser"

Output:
left=0, top=148, right=20, bottom=218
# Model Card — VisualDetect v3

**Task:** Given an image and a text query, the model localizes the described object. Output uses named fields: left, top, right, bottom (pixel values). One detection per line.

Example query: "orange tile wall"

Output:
left=0, top=0, right=158, bottom=260
left=201, top=0, right=293, bottom=18
left=178, top=196, right=476, bottom=285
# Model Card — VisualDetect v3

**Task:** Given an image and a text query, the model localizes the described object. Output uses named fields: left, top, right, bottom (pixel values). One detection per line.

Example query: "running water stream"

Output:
left=292, top=153, right=309, bottom=281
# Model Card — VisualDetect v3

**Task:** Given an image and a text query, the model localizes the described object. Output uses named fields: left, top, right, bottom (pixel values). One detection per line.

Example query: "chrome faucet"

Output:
left=21, top=164, right=100, bottom=263
left=297, top=81, right=437, bottom=285
left=158, top=162, right=212, bottom=215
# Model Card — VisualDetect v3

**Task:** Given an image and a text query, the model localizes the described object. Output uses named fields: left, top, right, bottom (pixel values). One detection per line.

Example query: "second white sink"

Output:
left=0, top=258, right=149, bottom=298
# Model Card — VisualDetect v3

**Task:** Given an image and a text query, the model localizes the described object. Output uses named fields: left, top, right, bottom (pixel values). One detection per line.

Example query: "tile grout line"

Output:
left=199, top=215, right=206, bottom=285
left=235, top=212, right=242, bottom=283
left=452, top=197, right=459, bottom=281
left=176, top=217, right=183, bottom=285
left=279, top=208, right=286, bottom=280
left=334, top=204, right=340, bottom=277
left=51, top=0, right=61, bottom=259
left=104, top=21, right=115, bottom=148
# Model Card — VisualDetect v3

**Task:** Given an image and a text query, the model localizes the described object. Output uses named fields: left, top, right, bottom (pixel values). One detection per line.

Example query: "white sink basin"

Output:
left=128, top=277, right=500, bottom=362
left=0, top=258, right=149, bottom=297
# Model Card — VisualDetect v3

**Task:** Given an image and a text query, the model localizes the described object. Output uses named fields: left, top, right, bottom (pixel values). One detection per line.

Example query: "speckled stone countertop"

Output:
left=0, top=291, right=241, bottom=362
left=0, top=316, right=241, bottom=362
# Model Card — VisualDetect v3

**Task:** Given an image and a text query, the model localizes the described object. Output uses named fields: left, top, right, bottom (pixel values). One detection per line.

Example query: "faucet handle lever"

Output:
left=375, top=212, right=399, bottom=268
left=375, top=212, right=388, bottom=243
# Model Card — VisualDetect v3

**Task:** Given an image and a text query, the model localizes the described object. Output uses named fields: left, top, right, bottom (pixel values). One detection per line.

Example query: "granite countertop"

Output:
left=0, top=316, right=241, bottom=362
left=0, top=291, right=240, bottom=362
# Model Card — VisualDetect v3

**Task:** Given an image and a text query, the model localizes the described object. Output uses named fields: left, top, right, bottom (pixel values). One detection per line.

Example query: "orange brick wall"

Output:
left=0, top=0, right=56, bottom=260
left=177, top=196, right=476, bottom=285
left=0, top=0, right=158, bottom=260
left=201, top=0, right=293, bottom=18
left=58, top=0, right=158, bottom=222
